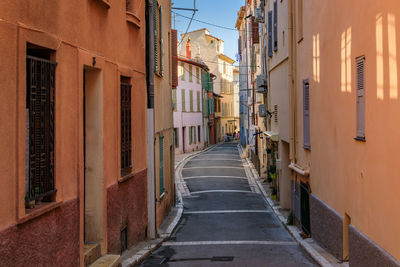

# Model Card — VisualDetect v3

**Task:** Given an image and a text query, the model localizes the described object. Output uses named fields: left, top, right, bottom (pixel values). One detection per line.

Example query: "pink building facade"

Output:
left=173, top=56, right=206, bottom=154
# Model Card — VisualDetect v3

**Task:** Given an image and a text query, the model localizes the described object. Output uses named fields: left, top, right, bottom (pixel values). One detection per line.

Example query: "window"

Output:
left=268, top=11, right=273, bottom=57
left=223, top=62, right=226, bottom=74
left=181, top=89, right=185, bottom=111
left=273, top=0, right=278, bottom=51
left=153, top=2, right=163, bottom=75
left=197, top=91, right=200, bottom=112
left=198, top=126, right=201, bottom=142
left=159, top=135, right=164, bottom=195
left=121, top=79, right=132, bottom=176
left=193, top=126, right=197, bottom=144
left=190, top=90, right=193, bottom=111
left=174, top=128, right=179, bottom=148
left=26, top=54, right=57, bottom=202
left=356, top=56, right=366, bottom=140
left=172, top=89, right=177, bottom=111
left=189, top=127, right=192, bottom=144
left=297, top=0, right=303, bottom=41
left=303, top=80, right=310, bottom=150
left=196, top=67, right=200, bottom=84
left=189, top=65, right=193, bottom=82
left=181, top=62, right=185, bottom=80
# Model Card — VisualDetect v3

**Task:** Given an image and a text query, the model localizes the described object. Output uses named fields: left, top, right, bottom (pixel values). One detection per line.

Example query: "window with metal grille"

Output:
left=121, top=81, right=132, bottom=176
left=356, top=56, right=366, bottom=140
left=26, top=55, right=57, bottom=202
left=303, top=80, right=311, bottom=150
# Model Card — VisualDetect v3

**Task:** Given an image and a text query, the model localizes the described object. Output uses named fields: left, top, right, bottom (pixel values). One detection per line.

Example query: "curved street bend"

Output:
left=139, top=143, right=317, bottom=267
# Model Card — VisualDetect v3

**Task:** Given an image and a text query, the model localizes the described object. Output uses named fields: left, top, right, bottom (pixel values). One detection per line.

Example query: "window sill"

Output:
left=354, top=136, right=366, bottom=142
left=126, top=11, right=141, bottom=28
left=18, top=201, right=63, bottom=225
left=95, top=0, right=110, bottom=9
left=118, top=172, right=135, bottom=184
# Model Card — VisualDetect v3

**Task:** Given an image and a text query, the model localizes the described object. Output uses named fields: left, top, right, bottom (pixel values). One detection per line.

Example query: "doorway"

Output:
left=83, top=67, right=104, bottom=244
left=300, top=182, right=311, bottom=235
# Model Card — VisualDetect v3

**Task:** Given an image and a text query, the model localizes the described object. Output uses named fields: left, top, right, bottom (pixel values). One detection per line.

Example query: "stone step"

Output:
left=90, top=254, right=121, bottom=267
left=84, top=243, right=101, bottom=267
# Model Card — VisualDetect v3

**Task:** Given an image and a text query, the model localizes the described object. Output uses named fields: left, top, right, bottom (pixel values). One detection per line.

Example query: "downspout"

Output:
left=146, top=0, right=156, bottom=239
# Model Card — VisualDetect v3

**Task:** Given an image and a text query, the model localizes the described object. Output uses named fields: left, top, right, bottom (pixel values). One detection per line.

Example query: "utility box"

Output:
left=256, top=74, right=267, bottom=93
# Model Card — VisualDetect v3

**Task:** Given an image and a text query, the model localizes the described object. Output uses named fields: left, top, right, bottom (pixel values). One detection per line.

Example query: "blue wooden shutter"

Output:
left=303, top=80, right=310, bottom=149
left=268, top=11, right=273, bottom=57
left=356, top=56, right=366, bottom=139
left=273, top=1, right=278, bottom=51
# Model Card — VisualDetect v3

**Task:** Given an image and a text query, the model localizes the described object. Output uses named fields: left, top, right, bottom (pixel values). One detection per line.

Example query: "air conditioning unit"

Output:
left=259, top=104, right=266, bottom=117
left=255, top=8, right=264, bottom=23
left=256, top=74, right=267, bottom=93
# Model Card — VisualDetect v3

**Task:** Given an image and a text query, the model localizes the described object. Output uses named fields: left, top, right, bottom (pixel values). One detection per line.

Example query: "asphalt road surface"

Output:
left=139, top=143, right=317, bottom=267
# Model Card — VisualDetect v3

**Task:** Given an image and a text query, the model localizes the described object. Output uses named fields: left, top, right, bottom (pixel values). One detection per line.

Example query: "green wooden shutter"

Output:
left=189, top=65, right=193, bottom=82
left=196, top=68, right=200, bottom=83
left=190, top=90, right=193, bottom=111
left=181, top=62, right=185, bottom=80
left=189, top=127, right=192, bottom=144
left=159, top=5, right=163, bottom=75
left=153, top=0, right=158, bottom=73
left=172, top=89, right=176, bottom=111
left=194, top=127, right=197, bottom=144
left=182, top=89, right=185, bottom=111
left=197, top=91, right=200, bottom=112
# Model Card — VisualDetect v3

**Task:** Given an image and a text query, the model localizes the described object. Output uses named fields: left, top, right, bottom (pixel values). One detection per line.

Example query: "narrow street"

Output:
left=140, top=143, right=317, bottom=266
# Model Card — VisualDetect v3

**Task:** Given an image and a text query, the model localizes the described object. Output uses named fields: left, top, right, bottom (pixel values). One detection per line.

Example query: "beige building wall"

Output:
left=294, top=0, right=400, bottom=263
left=154, top=0, right=175, bottom=229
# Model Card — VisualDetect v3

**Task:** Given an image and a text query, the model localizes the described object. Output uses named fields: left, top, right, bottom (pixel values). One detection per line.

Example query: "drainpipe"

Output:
left=146, top=0, right=156, bottom=239
left=288, top=0, right=297, bottom=163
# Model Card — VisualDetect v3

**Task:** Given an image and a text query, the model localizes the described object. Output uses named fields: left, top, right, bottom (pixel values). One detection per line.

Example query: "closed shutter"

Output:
left=356, top=56, right=366, bottom=139
left=196, top=68, right=200, bottom=84
left=238, top=36, right=242, bottom=57
left=273, top=0, right=278, bottom=51
left=153, top=0, right=158, bottom=73
left=189, top=65, right=193, bottom=82
left=181, top=89, right=185, bottom=111
left=268, top=11, right=273, bottom=57
left=190, top=90, right=193, bottom=111
left=252, top=17, right=259, bottom=44
left=197, top=91, right=200, bottom=111
left=172, top=89, right=176, bottom=111
left=303, top=80, right=311, bottom=149
left=194, top=126, right=197, bottom=144
left=171, top=30, right=178, bottom=88
left=159, top=5, right=163, bottom=75
left=189, top=127, right=192, bottom=144
left=181, top=62, right=185, bottom=80
left=159, top=135, right=164, bottom=194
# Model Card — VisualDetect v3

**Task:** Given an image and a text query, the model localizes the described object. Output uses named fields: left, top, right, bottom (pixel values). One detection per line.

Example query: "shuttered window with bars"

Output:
left=268, top=11, right=273, bottom=57
left=303, top=80, right=311, bottom=150
left=356, top=56, right=366, bottom=140
left=273, top=0, right=278, bottom=51
left=121, top=82, right=132, bottom=175
left=26, top=56, right=57, bottom=201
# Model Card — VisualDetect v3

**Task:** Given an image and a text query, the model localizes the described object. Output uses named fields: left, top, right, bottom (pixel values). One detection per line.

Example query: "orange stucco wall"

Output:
left=296, top=0, right=400, bottom=260
left=0, top=0, right=147, bottom=263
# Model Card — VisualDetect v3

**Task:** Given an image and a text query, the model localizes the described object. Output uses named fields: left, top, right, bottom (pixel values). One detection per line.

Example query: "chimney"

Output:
left=186, top=37, right=192, bottom=59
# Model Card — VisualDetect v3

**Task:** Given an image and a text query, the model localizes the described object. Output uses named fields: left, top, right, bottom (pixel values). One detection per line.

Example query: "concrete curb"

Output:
left=122, top=145, right=217, bottom=267
left=237, top=145, right=333, bottom=267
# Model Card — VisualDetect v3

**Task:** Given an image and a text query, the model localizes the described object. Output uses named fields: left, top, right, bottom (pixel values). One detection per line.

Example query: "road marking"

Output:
left=191, top=190, right=257, bottom=195
left=162, top=241, right=297, bottom=246
left=182, top=166, right=244, bottom=170
left=183, top=176, right=248, bottom=180
left=184, top=210, right=272, bottom=214
left=189, top=159, right=242, bottom=162
left=196, top=153, right=240, bottom=156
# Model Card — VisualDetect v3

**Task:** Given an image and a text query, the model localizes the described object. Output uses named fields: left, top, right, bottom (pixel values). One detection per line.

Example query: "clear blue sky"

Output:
left=171, top=0, right=244, bottom=63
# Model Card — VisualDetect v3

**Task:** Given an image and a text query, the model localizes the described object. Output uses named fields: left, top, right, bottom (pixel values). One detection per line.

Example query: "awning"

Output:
left=263, top=131, right=279, bottom=142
